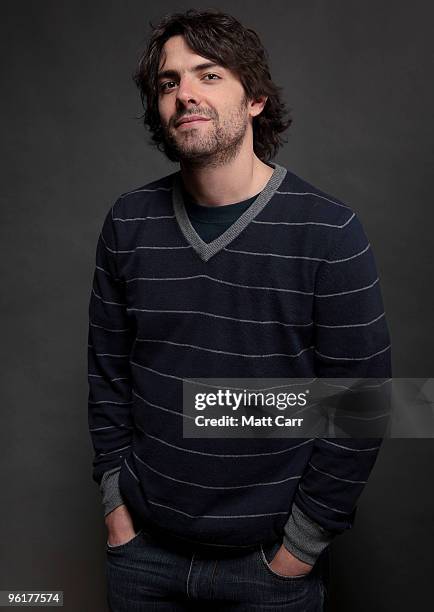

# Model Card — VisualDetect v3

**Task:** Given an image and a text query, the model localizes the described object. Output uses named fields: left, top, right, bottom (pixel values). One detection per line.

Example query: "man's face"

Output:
left=157, top=35, right=251, bottom=165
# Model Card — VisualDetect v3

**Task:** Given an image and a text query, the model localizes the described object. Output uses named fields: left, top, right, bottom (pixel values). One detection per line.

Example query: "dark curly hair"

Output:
left=132, top=8, right=292, bottom=162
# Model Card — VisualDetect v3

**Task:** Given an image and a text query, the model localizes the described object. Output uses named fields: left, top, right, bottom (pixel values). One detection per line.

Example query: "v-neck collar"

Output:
left=172, top=161, right=287, bottom=262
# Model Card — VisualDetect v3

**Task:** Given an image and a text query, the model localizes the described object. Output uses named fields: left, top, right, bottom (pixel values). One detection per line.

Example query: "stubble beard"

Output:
left=162, top=98, right=249, bottom=169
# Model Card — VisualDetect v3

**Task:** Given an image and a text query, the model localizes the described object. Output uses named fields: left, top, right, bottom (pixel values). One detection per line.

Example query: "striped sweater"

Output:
left=87, top=161, right=391, bottom=564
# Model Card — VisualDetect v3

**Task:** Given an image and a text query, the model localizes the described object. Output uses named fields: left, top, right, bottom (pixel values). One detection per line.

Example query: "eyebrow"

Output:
left=157, top=62, right=221, bottom=81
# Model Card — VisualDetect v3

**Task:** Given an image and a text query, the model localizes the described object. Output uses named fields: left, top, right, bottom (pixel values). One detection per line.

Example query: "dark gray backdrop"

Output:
left=1, top=1, right=433, bottom=610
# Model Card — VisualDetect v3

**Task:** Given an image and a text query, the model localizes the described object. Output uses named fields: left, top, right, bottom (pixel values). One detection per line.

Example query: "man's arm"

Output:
left=88, top=200, right=135, bottom=501
left=282, top=211, right=392, bottom=565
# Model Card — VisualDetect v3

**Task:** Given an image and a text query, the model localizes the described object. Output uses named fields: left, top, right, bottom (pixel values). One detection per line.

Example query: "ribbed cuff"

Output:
left=283, top=503, right=335, bottom=565
left=100, top=467, right=126, bottom=517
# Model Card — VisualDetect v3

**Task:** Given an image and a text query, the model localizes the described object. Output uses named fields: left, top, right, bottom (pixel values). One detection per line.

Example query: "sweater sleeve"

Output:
left=87, top=200, right=136, bottom=488
left=283, top=211, right=392, bottom=564
left=100, top=467, right=126, bottom=517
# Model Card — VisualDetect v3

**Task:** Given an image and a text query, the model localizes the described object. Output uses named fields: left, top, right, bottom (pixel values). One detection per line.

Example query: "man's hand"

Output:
left=105, top=504, right=137, bottom=547
left=269, top=544, right=314, bottom=577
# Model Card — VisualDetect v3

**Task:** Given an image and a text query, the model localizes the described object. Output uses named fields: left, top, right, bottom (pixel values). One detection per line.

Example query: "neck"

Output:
left=179, top=149, right=275, bottom=207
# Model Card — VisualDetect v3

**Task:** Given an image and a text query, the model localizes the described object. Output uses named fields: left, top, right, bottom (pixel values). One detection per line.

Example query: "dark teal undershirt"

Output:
left=182, top=184, right=259, bottom=243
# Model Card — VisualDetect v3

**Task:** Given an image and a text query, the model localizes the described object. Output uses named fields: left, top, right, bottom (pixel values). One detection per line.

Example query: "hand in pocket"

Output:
left=105, top=504, right=137, bottom=547
left=269, top=543, right=313, bottom=577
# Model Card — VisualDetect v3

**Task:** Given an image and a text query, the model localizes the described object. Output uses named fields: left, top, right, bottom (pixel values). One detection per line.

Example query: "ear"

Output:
left=248, top=95, right=268, bottom=118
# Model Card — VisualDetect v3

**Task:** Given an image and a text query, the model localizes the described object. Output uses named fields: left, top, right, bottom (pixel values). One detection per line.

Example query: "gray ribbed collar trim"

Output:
left=172, top=161, right=287, bottom=262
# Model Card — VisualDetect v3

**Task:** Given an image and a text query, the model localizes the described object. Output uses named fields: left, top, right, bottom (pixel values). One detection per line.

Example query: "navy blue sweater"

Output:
left=88, top=161, right=391, bottom=562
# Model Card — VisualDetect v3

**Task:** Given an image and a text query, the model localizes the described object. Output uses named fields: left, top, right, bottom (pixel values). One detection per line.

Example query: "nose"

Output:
left=175, top=75, right=201, bottom=108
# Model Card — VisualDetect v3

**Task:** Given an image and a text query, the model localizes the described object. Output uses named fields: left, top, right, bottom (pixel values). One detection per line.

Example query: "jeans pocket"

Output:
left=258, top=541, right=311, bottom=581
left=106, top=528, right=144, bottom=551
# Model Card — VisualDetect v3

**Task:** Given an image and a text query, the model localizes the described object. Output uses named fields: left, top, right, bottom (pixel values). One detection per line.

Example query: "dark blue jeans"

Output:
left=106, top=523, right=329, bottom=611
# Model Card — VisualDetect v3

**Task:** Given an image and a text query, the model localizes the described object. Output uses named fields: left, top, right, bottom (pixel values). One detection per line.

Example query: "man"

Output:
left=88, top=9, right=391, bottom=611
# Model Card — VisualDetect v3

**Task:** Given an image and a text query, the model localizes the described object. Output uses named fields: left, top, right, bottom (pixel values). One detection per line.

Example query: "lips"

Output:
left=176, top=116, right=210, bottom=127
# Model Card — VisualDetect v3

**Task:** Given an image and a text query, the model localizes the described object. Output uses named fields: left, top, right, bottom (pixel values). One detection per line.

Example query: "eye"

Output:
left=160, top=81, right=177, bottom=92
left=159, top=73, right=221, bottom=93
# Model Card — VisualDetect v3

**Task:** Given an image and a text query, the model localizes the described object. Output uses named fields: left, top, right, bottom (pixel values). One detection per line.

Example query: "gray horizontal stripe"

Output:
left=137, top=337, right=314, bottom=359
left=129, top=245, right=192, bottom=251
left=89, top=424, right=133, bottom=432
left=223, top=243, right=370, bottom=263
left=88, top=373, right=130, bottom=383
left=316, top=278, right=379, bottom=298
left=133, top=389, right=195, bottom=420
left=94, top=351, right=130, bottom=358
left=88, top=399, right=133, bottom=405
left=118, top=186, right=172, bottom=199
left=101, top=231, right=369, bottom=263
left=298, top=486, right=348, bottom=514
left=335, top=412, right=390, bottom=421
left=100, top=232, right=132, bottom=254
left=360, top=378, right=392, bottom=389
left=252, top=212, right=355, bottom=228
left=97, top=444, right=131, bottom=457
left=137, top=425, right=314, bottom=457
left=101, top=232, right=191, bottom=254
left=113, top=214, right=175, bottom=222
left=329, top=243, right=370, bottom=264
left=275, top=190, right=351, bottom=211
left=90, top=321, right=131, bottom=333
left=315, top=344, right=391, bottom=361
left=123, top=272, right=381, bottom=304
left=95, top=265, right=120, bottom=281
left=130, top=359, right=317, bottom=392
left=316, top=312, right=385, bottom=329
left=318, top=439, right=381, bottom=452
left=308, top=462, right=367, bottom=484
left=319, top=378, right=392, bottom=393
left=125, top=273, right=313, bottom=295
left=112, top=213, right=354, bottom=227
left=127, top=307, right=313, bottom=327
left=91, top=288, right=126, bottom=307
left=148, top=499, right=290, bottom=519
left=132, top=450, right=302, bottom=489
